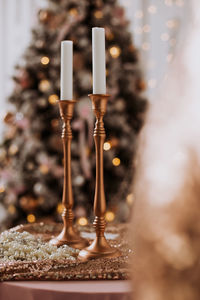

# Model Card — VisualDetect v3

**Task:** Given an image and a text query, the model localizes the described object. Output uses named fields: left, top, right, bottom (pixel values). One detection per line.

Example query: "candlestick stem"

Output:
left=78, top=94, right=121, bottom=261
left=50, top=100, right=89, bottom=249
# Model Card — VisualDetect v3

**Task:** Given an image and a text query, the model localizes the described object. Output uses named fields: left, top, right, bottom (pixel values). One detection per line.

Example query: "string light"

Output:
left=8, top=205, right=16, bottom=215
left=78, top=217, right=88, bottom=226
left=57, top=203, right=64, bottom=214
left=8, top=144, right=18, bottom=155
left=39, top=164, right=49, bottom=174
left=142, top=42, right=150, bottom=51
left=39, top=80, right=50, bottom=92
left=41, top=56, right=50, bottom=65
left=104, top=142, right=111, bottom=151
left=126, top=193, right=134, bottom=205
left=148, top=79, right=157, bottom=89
left=148, top=5, right=157, bottom=14
left=69, top=8, right=78, bottom=17
left=161, top=33, right=170, bottom=42
left=166, top=19, right=177, bottom=29
left=112, top=157, right=121, bottom=166
left=143, top=24, right=151, bottom=33
left=94, top=10, right=103, bottom=19
left=135, top=10, right=143, bottom=19
left=105, top=211, right=115, bottom=222
left=0, top=186, right=5, bottom=193
left=109, top=46, right=121, bottom=58
left=165, top=0, right=173, bottom=6
left=134, top=26, right=143, bottom=35
left=27, top=214, right=36, bottom=223
left=48, top=94, right=59, bottom=105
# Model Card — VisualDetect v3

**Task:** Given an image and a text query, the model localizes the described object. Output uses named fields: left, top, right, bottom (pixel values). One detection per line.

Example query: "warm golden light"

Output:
left=57, top=203, right=64, bottom=214
left=69, top=8, right=78, bottom=16
left=41, top=56, right=50, bottom=65
left=112, top=157, right=121, bottom=166
left=39, top=164, right=49, bottom=174
left=0, top=186, right=5, bottom=193
left=48, top=94, right=59, bottom=105
left=8, top=205, right=16, bottom=215
left=78, top=217, right=88, bottom=226
left=104, top=142, right=111, bottom=151
left=109, top=46, right=121, bottom=58
left=27, top=214, right=36, bottom=223
left=126, top=193, right=134, bottom=205
left=39, top=80, right=50, bottom=92
left=8, top=144, right=18, bottom=155
left=105, top=211, right=115, bottom=222
left=94, top=10, right=103, bottom=19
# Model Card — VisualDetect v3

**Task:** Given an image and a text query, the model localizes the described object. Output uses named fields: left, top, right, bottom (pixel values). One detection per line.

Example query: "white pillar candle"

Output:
left=60, top=41, right=73, bottom=100
left=92, top=27, right=106, bottom=94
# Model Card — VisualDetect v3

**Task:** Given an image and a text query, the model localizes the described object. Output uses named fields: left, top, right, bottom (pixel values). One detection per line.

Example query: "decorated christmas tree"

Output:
left=0, top=0, right=147, bottom=230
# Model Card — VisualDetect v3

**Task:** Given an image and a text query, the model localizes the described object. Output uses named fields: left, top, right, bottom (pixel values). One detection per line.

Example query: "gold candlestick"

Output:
left=50, top=100, right=89, bottom=249
left=78, top=94, right=121, bottom=261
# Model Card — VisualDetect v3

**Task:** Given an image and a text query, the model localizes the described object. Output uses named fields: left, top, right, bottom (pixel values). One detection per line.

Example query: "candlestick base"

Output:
left=50, top=226, right=89, bottom=249
left=78, top=235, right=120, bottom=261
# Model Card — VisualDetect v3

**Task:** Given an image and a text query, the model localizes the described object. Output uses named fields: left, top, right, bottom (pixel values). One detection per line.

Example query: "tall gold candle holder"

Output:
left=50, top=100, right=89, bottom=249
left=78, top=94, right=121, bottom=261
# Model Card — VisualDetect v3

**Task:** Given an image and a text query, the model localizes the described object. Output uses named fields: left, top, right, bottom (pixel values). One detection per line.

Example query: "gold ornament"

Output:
left=112, top=157, right=121, bottom=166
left=39, top=80, right=51, bottom=92
left=48, top=94, right=59, bottom=105
left=41, top=56, right=50, bottom=65
left=109, top=46, right=121, bottom=58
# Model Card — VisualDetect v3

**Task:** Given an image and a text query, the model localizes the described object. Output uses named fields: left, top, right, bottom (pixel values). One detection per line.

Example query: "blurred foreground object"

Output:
left=132, top=0, right=200, bottom=299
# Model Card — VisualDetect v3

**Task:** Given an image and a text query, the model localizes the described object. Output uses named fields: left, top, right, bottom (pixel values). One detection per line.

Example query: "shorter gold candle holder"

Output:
left=78, top=94, right=121, bottom=261
left=50, top=100, right=89, bottom=249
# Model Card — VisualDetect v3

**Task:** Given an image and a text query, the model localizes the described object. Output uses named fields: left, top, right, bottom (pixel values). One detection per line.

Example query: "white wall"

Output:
left=119, top=0, right=188, bottom=99
left=0, top=0, right=46, bottom=136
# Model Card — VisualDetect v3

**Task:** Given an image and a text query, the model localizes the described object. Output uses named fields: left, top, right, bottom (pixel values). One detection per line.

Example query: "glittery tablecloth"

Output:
left=0, top=223, right=131, bottom=281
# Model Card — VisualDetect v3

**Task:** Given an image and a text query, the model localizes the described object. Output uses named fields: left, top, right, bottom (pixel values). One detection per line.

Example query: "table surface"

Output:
left=0, top=280, right=132, bottom=300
